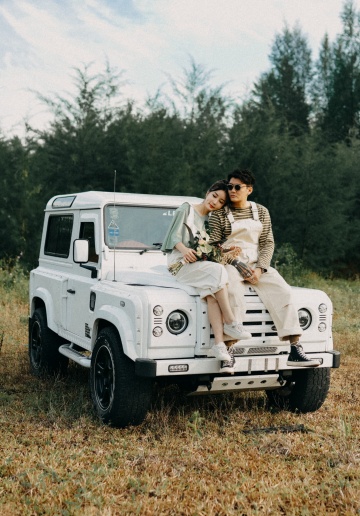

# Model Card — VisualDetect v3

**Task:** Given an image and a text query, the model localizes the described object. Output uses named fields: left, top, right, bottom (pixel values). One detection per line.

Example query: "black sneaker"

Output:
left=287, top=344, right=320, bottom=367
left=220, top=346, right=235, bottom=374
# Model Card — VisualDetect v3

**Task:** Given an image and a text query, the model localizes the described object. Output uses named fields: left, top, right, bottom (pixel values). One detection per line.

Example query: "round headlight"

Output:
left=318, top=303, right=327, bottom=314
left=318, top=322, right=327, bottom=332
left=166, top=311, right=188, bottom=335
left=152, top=326, right=163, bottom=337
left=298, top=308, right=312, bottom=330
left=153, top=305, right=164, bottom=316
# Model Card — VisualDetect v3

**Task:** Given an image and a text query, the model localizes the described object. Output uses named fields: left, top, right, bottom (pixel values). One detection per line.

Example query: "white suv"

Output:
left=29, top=191, right=340, bottom=427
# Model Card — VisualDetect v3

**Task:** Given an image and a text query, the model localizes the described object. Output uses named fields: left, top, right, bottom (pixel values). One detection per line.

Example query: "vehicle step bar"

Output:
left=59, top=344, right=91, bottom=368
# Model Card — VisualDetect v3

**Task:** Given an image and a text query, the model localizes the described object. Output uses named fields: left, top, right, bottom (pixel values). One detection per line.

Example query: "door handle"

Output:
left=67, top=289, right=76, bottom=294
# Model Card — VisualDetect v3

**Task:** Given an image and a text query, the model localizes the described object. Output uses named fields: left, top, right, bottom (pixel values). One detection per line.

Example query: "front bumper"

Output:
left=135, top=350, right=340, bottom=378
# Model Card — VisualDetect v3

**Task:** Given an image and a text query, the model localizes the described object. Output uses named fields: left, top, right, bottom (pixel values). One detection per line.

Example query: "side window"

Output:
left=80, top=222, right=99, bottom=263
left=45, top=215, right=73, bottom=258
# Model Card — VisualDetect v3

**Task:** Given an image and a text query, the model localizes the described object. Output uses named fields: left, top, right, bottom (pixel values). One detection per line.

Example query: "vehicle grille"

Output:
left=243, top=309, right=277, bottom=337
left=234, top=346, right=279, bottom=356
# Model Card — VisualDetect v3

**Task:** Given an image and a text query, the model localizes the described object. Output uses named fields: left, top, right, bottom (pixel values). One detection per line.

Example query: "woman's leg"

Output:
left=213, top=286, right=236, bottom=325
left=208, top=287, right=251, bottom=344
left=214, top=286, right=252, bottom=341
left=206, top=295, right=225, bottom=344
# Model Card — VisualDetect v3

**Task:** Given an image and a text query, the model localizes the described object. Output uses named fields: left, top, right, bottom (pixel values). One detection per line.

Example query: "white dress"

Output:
left=161, top=203, right=228, bottom=299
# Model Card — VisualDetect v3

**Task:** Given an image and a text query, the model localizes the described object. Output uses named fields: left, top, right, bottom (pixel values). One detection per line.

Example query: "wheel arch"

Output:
left=30, top=289, right=56, bottom=332
left=93, top=306, right=137, bottom=361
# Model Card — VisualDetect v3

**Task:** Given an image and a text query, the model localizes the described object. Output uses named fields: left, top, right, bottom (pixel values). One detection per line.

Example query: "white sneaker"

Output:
left=210, top=342, right=231, bottom=361
left=223, top=322, right=252, bottom=340
left=232, top=340, right=249, bottom=351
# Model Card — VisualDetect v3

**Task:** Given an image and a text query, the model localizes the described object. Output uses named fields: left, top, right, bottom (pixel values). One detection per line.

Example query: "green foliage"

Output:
left=314, top=1, right=360, bottom=141
left=1, top=4, right=360, bottom=275
left=272, top=243, right=305, bottom=284
left=253, top=24, right=312, bottom=135
left=0, top=136, right=30, bottom=261
left=0, top=259, right=28, bottom=301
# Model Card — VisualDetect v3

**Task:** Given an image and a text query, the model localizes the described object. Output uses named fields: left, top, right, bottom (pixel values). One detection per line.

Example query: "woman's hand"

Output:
left=175, top=242, right=198, bottom=263
left=182, top=247, right=198, bottom=263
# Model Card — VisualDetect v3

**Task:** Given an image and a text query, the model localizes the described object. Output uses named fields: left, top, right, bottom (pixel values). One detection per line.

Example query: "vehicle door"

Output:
left=65, top=211, right=101, bottom=347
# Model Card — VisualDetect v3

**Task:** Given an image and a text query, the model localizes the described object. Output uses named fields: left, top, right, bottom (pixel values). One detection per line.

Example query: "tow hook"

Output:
left=278, top=373, right=286, bottom=386
left=199, top=381, right=212, bottom=391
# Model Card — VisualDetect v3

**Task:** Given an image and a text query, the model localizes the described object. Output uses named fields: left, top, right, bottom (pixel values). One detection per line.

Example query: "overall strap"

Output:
left=250, top=201, right=259, bottom=221
left=225, top=207, right=235, bottom=224
left=226, top=204, right=258, bottom=223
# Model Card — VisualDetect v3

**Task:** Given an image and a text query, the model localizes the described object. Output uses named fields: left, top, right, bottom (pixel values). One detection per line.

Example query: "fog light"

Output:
left=153, top=305, right=163, bottom=316
left=168, top=364, right=189, bottom=372
left=152, top=326, right=163, bottom=337
left=318, top=322, right=327, bottom=332
left=318, top=303, right=327, bottom=313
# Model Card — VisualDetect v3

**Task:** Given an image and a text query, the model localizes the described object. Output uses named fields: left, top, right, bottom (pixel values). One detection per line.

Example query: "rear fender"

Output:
left=30, top=288, right=57, bottom=333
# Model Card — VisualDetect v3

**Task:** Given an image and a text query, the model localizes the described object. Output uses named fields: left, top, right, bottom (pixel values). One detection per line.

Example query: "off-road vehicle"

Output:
left=29, top=191, right=340, bottom=427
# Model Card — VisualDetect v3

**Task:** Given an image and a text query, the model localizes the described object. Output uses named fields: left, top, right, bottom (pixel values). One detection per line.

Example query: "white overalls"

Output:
left=168, top=205, right=228, bottom=300
left=224, top=202, right=302, bottom=340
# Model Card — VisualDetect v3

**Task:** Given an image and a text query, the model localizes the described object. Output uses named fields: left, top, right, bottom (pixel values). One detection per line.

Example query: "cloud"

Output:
left=0, top=0, right=355, bottom=136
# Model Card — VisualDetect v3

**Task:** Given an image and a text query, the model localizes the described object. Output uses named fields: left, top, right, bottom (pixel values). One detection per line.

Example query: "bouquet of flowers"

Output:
left=168, top=222, right=253, bottom=280
left=168, top=222, right=222, bottom=275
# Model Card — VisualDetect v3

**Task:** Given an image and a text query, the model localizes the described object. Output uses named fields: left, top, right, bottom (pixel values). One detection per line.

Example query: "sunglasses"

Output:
left=227, top=183, right=248, bottom=191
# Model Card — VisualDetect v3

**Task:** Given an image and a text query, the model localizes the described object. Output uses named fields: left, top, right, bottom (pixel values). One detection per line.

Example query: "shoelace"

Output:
left=222, top=347, right=235, bottom=367
left=293, top=344, right=310, bottom=360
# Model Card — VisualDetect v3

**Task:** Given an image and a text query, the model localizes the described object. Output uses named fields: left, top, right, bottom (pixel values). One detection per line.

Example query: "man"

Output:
left=209, top=168, right=320, bottom=367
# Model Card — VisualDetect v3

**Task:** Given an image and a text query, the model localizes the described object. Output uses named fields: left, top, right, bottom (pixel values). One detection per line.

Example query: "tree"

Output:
left=27, top=63, right=127, bottom=196
left=253, top=24, right=312, bottom=135
left=0, top=135, right=30, bottom=262
left=315, top=1, right=360, bottom=142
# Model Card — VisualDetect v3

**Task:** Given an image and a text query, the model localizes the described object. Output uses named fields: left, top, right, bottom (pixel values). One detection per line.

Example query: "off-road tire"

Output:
left=90, top=326, right=153, bottom=428
left=266, top=367, right=331, bottom=413
left=29, top=307, right=69, bottom=377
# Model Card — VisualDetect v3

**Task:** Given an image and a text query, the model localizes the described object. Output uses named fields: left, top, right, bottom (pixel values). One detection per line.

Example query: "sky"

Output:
left=0, top=0, right=356, bottom=137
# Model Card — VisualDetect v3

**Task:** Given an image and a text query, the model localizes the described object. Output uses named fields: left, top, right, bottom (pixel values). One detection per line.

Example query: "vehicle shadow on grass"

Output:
left=144, top=383, right=272, bottom=434
left=3, top=352, right=282, bottom=432
left=1, top=355, right=94, bottom=428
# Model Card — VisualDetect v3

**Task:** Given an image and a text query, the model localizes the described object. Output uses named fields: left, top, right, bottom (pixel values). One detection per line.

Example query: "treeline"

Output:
left=1, top=1, right=360, bottom=275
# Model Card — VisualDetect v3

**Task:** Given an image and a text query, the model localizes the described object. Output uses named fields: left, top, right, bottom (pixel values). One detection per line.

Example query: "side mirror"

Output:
left=73, top=239, right=89, bottom=263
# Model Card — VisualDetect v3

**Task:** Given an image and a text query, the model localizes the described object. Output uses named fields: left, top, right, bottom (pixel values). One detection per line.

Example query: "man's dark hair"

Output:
left=227, top=169, right=255, bottom=186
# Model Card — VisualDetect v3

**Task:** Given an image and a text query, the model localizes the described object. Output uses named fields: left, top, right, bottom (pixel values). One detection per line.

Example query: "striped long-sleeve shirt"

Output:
left=209, top=203, right=274, bottom=270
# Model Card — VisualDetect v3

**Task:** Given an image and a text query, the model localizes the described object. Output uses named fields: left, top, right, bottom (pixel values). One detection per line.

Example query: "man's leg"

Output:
left=253, top=268, right=320, bottom=366
left=252, top=267, right=302, bottom=340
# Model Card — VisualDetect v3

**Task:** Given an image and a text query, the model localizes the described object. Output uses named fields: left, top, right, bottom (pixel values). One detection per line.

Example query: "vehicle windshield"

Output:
left=104, top=205, right=176, bottom=249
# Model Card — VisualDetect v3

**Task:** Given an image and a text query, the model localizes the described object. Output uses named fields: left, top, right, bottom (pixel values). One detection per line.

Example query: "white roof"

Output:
left=46, top=191, right=203, bottom=211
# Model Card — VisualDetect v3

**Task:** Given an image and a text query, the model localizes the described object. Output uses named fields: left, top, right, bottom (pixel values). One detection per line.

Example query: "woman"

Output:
left=161, top=180, right=251, bottom=372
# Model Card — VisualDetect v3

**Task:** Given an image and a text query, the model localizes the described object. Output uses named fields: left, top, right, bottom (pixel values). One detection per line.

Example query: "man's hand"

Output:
left=246, top=267, right=262, bottom=285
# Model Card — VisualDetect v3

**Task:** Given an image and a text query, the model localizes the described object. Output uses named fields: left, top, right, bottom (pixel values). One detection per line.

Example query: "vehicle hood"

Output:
left=105, top=265, right=198, bottom=295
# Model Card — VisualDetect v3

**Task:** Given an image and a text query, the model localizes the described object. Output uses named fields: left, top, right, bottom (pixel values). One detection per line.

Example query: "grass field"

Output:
left=0, top=264, right=359, bottom=515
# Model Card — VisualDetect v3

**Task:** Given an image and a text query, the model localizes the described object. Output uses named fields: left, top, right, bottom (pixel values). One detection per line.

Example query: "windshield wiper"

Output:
left=139, top=243, right=162, bottom=255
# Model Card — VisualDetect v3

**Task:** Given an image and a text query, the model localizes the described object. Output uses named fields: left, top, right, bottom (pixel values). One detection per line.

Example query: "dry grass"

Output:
left=0, top=266, right=359, bottom=515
